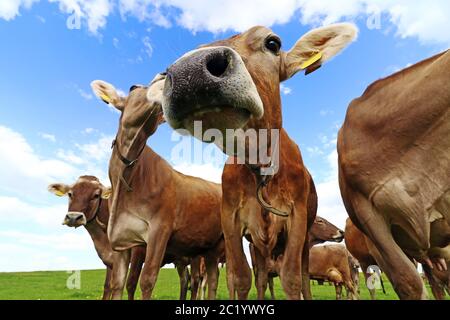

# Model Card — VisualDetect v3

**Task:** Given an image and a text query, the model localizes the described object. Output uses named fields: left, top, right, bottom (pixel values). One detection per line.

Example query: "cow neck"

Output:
left=84, top=197, right=108, bottom=232
left=111, top=108, right=160, bottom=192
left=243, top=98, right=288, bottom=218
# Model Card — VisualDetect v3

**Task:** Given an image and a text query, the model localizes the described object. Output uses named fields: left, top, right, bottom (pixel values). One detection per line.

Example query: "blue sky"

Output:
left=0, top=0, right=449, bottom=272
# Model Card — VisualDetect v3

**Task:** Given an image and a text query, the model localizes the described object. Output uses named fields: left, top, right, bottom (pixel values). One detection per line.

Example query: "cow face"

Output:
left=160, top=23, right=357, bottom=138
left=91, top=74, right=165, bottom=139
left=310, top=216, right=344, bottom=243
left=48, top=176, right=111, bottom=228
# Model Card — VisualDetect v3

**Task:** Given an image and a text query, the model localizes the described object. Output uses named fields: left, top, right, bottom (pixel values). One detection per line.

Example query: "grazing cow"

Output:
left=90, top=79, right=224, bottom=300
left=250, top=216, right=344, bottom=299
left=48, top=176, right=193, bottom=300
left=158, top=23, right=357, bottom=299
left=309, top=244, right=358, bottom=300
left=338, top=51, right=450, bottom=299
left=345, top=218, right=386, bottom=299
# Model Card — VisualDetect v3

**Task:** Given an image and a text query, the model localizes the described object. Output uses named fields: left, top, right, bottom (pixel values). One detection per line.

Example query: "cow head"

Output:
left=91, top=75, right=165, bottom=158
left=160, top=23, right=357, bottom=146
left=310, top=216, right=345, bottom=245
left=48, top=176, right=111, bottom=228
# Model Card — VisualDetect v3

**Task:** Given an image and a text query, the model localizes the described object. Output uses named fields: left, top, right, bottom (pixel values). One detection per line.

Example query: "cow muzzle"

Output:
left=332, top=230, right=345, bottom=242
left=62, top=212, right=87, bottom=228
left=162, top=46, right=263, bottom=137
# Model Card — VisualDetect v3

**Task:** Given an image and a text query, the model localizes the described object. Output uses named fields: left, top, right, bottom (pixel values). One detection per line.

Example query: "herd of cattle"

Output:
left=47, top=22, right=449, bottom=300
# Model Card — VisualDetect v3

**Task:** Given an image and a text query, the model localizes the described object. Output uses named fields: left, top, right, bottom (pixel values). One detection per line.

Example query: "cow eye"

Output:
left=265, top=37, right=281, bottom=54
left=67, top=191, right=73, bottom=198
left=129, top=85, right=140, bottom=92
left=93, top=193, right=100, bottom=199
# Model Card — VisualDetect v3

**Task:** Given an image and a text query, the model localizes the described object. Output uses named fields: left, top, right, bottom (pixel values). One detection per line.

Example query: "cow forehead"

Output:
left=201, top=25, right=276, bottom=50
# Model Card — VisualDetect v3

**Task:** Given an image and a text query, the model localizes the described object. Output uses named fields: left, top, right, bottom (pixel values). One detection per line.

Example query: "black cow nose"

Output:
left=206, top=51, right=229, bottom=78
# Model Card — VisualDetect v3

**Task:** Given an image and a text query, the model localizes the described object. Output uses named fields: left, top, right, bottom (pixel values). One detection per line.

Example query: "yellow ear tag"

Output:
left=301, top=51, right=322, bottom=69
left=54, top=190, right=65, bottom=197
left=100, top=93, right=111, bottom=104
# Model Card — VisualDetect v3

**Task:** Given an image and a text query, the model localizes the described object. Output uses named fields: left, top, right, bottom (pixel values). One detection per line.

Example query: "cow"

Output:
left=157, top=23, right=357, bottom=299
left=308, top=244, right=358, bottom=300
left=345, top=218, right=386, bottom=299
left=90, top=79, right=224, bottom=300
left=338, top=50, right=450, bottom=299
left=48, top=176, right=195, bottom=300
left=250, top=215, right=344, bottom=299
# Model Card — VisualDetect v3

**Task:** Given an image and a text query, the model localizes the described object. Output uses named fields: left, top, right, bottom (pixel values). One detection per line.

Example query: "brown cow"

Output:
left=48, top=176, right=193, bottom=300
left=345, top=218, right=386, bottom=299
left=338, top=51, right=450, bottom=299
left=309, top=244, right=358, bottom=300
left=250, top=215, right=344, bottom=299
left=90, top=79, right=224, bottom=300
left=158, top=23, right=357, bottom=299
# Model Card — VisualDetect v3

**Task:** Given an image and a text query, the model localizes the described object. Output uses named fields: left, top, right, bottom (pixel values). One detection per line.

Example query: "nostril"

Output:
left=206, top=52, right=229, bottom=78
left=75, top=215, right=83, bottom=221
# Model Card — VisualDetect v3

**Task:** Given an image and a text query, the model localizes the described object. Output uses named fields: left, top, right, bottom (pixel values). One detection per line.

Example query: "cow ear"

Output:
left=281, top=23, right=358, bottom=80
left=91, top=80, right=125, bottom=111
left=101, top=187, right=112, bottom=199
left=48, top=183, right=70, bottom=197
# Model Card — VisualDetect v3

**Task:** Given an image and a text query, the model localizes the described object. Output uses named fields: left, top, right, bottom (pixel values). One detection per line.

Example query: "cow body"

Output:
left=159, top=23, right=357, bottom=300
left=338, top=50, right=450, bottom=299
left=309, top=244, right=358, bottom=300
left=48, top=176, right=197, bottom=300
left=91, top=81, right=224, bottom=300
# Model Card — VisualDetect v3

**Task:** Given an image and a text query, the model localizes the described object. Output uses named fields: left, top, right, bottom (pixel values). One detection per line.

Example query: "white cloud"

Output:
left=315, top=149, right=348, bottom=230
left=173, top=162, right=223, bottom=183
left=1, top=1, right=449, bottom=44
left=0, top=230, right=103, bottom=271
left=0, top=0, right=38, bottom=21
left=78, top=88, right=93, bottom=100
left=38, top=132, right=56, bottom=142
left=112, top=36, right=119, bottom=48
left=142, top=36, right=153, bottom=58
left=280, top=84, right=292, bottom=95
left=75, top=135, right=113, bottom=163
left=0, top=126, right=78, bottom=200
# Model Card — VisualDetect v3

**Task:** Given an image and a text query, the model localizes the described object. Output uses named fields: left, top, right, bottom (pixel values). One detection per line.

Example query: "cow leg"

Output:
left=279, top=205, right=307, bottom=300
left=351, top=192, right=427, bottom=300
left=335, top=284, right=343, bottom=300
left=200, top=275, right=208, bottom=300
left=190, top=256, right=201, bottom=300
left=176, top=262, right=190, bottom=300
left=101, top=267, right=112, bottom=300
left=140, top=225, right=171, bottom=300
left=423, top=264, right=445, bottom=300
left=268, top=276, right=276, bottom=300
left=301, top=237, right=312, bottom=300
left=111, top=250, right=131, bottom=300
left=126, top=249, right=145, bottom=300
left=253, top=245, right=268, bottom=300
left=222, top=206, right=252, bottom=300
left=204, top=255, right=219, bottom=300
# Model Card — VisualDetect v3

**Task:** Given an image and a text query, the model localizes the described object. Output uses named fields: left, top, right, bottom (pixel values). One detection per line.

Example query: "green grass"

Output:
left=0, top=268, right=443, bottom=300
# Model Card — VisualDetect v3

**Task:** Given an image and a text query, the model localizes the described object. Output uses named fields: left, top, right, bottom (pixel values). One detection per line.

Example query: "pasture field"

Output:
left=0, top=268, right=444, bottom=300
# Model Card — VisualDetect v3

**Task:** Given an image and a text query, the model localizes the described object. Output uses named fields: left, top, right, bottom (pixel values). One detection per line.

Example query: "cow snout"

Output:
left=63, top=212, right=86, bottom=228
left=162, top=46, right=263, bottom=135
left=333, top=230, right=345, bottom=242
